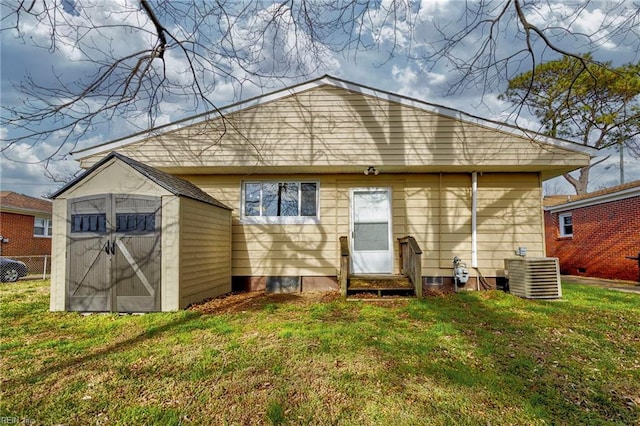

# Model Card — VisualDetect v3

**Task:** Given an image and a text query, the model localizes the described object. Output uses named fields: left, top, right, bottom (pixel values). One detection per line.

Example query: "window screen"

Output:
left=354, top=223, right=389, bottom=251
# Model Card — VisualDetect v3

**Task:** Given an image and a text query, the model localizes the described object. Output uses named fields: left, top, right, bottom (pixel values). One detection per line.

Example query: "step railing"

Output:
left=398, top=236, right=423, bottom=299
left=339, top=236, right=349, bottom=298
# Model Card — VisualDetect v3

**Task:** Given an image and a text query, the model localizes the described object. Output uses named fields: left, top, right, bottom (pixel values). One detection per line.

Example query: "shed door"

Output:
left=350, top=188, right=393, bottom=274
left=67, top=194, right=161, bottom=312
left=68, top=196, right=111, bottom=311
left=113, top=196, right=161, bottom=312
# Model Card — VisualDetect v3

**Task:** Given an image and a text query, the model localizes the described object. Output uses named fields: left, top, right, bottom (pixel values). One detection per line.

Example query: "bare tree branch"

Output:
left=1, top=0, right=640, bottom=188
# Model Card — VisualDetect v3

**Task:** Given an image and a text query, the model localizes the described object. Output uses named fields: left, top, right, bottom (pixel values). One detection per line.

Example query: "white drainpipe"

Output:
left=471, top=171, right=478, bottom=271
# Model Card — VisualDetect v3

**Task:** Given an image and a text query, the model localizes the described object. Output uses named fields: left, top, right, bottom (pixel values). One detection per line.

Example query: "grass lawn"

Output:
left=1, top=280, right=639, bottom=425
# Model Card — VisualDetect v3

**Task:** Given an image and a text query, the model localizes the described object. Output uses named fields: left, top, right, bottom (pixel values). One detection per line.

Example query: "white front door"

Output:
left=350, top=188, right=393, bottom=274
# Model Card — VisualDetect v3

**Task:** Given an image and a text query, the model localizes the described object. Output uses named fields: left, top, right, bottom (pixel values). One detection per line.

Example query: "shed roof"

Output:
left=50, top=152, right=231, bottom=210
left=0, top=191, right=52, bottom=216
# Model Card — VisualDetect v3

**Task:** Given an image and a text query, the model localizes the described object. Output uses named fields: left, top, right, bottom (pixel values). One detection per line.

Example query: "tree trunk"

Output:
left=563, top=166, right=590, bottom=195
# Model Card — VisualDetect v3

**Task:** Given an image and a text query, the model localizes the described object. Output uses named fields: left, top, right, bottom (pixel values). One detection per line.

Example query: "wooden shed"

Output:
left=49, top=152, right=232, bottom=312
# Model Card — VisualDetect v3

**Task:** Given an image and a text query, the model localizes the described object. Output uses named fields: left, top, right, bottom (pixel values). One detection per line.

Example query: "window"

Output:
left=34, top=218, right=52, bottom=237
left=71, top=214, right=107, bottom=233
left=242, top=181, right=319, bottom=223
left=559, top=213, right=573, bottom=237
left=116, top=213, right=156, bottom=233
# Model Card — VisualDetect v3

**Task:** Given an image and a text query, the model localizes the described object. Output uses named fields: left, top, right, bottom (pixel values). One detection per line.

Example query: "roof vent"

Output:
left=505, top=257, right=562, bottom=299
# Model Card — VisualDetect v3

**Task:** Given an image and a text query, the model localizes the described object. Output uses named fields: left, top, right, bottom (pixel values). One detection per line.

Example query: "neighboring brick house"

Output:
left=544, top=181, right=640, bottom=282
left=0, top=192, right=53, bottom=257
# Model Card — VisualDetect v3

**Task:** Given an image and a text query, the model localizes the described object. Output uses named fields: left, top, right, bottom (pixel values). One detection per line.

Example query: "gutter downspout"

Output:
left=471, top=172, right=478, bottom=290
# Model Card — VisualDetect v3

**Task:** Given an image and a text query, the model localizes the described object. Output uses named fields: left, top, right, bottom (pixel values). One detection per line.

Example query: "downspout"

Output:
left=471, top=172, right=478, bottom=290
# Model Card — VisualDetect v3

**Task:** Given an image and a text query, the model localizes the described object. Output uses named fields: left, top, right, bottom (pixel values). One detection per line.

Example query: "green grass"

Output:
left=1, top=280, right=639, bottom=425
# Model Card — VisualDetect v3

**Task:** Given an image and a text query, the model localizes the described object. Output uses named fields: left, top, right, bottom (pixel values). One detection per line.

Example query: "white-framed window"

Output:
left=34, top=217, right=52, bottom=237
left=559, top=213, right=573, bottom=237
left=241, top=181, right=319, bottom=224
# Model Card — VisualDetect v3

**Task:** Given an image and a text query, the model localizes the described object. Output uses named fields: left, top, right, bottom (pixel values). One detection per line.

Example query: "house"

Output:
left=50, top=75, right=593, bottom=311
left=544, top=180, right=640, bottom=282
left=0, top=191, right=53, bottom=257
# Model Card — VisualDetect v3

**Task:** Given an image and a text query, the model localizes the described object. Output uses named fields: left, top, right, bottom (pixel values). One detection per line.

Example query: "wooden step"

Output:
left=348, top=274, right=413, bottom=291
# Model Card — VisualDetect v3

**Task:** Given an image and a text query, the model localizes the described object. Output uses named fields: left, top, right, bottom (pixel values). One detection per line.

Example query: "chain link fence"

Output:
left=4, top=255, right=51, bottom=280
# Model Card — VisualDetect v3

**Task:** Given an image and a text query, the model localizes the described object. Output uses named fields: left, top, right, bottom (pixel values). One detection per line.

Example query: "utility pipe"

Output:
left=471, top=171, right=478, bottom=269
left=471, top=172, right=479, bottom=291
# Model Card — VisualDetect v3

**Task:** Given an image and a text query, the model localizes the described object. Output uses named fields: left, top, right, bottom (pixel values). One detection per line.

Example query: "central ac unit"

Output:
left=505, top=257, right=562, bottom=299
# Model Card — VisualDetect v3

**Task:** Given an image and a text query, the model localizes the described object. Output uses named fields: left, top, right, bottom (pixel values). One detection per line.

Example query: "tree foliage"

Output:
left=501, top=55, right=640, bottom=194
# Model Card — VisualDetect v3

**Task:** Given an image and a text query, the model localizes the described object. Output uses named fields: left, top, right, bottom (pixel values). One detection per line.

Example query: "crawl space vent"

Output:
left=505, top=257, right=562, bottom=299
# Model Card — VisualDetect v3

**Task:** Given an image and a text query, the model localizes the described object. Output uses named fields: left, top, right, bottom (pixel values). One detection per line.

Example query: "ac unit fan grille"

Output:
left=505, top=258, right=562, bottom=299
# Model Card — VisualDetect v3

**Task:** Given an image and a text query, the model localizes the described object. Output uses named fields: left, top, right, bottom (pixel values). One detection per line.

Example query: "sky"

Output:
left=1, top=0, right=639, bottom=199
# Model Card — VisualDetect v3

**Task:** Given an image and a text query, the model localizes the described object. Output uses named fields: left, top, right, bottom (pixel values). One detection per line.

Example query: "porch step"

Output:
left=348, top=275, right=414, bottom=296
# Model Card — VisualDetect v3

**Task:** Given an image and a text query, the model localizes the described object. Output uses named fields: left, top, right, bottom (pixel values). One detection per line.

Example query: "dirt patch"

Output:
left=189, top=291, right=341, bottom=314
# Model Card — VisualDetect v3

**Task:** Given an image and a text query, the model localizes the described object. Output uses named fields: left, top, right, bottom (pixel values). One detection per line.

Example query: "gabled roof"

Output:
left=50, top=152, right=231, bottom=210
left=544, top=180, right=640, bottom=212
left=0, top=191, right=52, bottom=216
left=73, top=75, right=597, bottom=160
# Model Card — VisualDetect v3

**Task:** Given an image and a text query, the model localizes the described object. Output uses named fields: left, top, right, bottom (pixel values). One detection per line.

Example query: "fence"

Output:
left=5, top=255, right=51, bottom=280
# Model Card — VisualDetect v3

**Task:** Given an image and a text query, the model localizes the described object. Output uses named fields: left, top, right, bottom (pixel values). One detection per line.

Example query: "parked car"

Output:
left=1, top=257, right=28, bottom=282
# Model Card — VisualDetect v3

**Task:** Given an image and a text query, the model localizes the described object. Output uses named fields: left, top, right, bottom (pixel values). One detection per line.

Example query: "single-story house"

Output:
left=0, top=191, right=52, bottom=257
left=50, top=75, right=594, bottom=311
left=544, top=180, right=640, bottom=282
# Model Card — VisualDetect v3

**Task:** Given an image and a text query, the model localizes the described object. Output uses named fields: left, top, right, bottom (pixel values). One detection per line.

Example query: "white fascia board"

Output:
left=0, top=206, right=51, bottom=216
left=73, top=75, right=596, bottom=160
left=545, top=186, right=640, bottom=213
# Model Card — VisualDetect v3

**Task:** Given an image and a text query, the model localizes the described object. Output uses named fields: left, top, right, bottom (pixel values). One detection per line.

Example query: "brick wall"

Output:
left=0, top=212, right=52, bottom=256
left=545, top=196, right=640, bottom=282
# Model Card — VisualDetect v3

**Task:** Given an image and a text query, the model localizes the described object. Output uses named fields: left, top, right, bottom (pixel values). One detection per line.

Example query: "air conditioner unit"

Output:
left=505, top=257, right=562, bottom=299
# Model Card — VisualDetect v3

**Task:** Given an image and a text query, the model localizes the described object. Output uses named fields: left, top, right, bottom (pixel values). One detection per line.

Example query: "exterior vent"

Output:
left=505, top=257, right=562, bottom=299
left=424, top=276, right=443, bottom=286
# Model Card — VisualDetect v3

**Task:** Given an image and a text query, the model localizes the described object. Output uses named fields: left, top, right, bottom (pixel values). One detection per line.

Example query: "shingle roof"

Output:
left=544, top=180, right=640, bottom=207
left=0, top=191, right=52, bottom=215
left=50, top=152, right=231, bottom=210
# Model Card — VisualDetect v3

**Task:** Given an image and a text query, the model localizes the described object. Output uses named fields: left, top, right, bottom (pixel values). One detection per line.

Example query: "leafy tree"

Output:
left=501, top=55, right=640, bottom=194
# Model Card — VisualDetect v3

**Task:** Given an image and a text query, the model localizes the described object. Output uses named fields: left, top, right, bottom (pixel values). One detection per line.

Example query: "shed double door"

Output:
left=67, top=194, right=161, bottom=312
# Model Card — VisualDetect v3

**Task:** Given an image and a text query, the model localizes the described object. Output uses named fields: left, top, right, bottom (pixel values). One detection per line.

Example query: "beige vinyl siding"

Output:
left=79, top=85, right=589, bottom=173
left=180, top=172, right=546, bottom=279
left=63, top=159, right=170, bottom=199
left=178, top=197, right=231, bottom=308
left=476, top=173, right=544, bottom=270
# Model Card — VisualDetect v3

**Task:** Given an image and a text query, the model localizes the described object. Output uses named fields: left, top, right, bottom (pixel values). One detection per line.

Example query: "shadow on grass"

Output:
left=405, top=288, right=639, bottom=425
left=3, top=311, right=203, bottom=390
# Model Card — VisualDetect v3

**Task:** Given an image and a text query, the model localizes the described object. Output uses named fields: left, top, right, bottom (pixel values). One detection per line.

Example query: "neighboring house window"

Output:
left=34, top=218, right=52, bottom=237
left=242, top=181, right=319, bottom=223
left=559, top=213, right=573, bottom=237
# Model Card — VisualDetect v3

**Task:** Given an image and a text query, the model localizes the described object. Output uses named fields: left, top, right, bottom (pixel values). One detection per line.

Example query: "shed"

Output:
left=49, top=152, right=232, bottom=312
